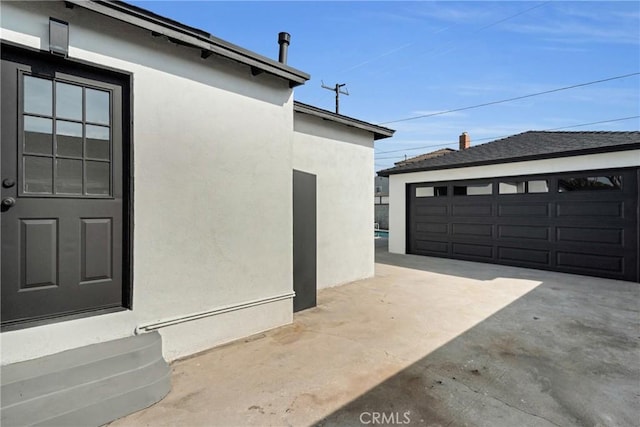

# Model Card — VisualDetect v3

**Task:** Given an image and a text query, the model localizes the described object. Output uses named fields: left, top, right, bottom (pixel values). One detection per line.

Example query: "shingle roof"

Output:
left=378, top=131, right=640, bottom=176
left=394, top=148, right=456, bottom=166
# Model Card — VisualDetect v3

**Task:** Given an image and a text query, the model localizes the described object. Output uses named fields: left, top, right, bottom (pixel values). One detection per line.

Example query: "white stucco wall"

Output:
left=293, top=113, right=375, bottom=289
left=1, top=1, right=295, bottom=363
left=388, top=150, right=640, bottom=254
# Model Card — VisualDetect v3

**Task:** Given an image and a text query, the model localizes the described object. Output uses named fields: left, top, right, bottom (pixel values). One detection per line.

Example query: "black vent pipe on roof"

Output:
left=278, top=32, right=290, bottom=64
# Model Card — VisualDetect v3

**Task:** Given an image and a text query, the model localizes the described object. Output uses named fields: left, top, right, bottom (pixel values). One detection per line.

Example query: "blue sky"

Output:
left=130, top=1, right=639, bottom=170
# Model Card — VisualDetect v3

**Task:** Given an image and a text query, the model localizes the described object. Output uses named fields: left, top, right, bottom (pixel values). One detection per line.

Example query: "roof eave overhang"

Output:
left=378, top=143, right=640, bottom=177
left=294, top=101, right=395, bottom=140
left=68, top=0, right=310, bottom=87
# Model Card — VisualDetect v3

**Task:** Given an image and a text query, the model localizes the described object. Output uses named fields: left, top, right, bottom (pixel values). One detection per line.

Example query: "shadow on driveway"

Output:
left=317, top=239, right=639, bottom=426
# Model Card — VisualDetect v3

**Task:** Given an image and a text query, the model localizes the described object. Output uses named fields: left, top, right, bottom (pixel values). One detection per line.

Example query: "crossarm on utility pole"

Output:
left=321, top=81, right=349, bottom=114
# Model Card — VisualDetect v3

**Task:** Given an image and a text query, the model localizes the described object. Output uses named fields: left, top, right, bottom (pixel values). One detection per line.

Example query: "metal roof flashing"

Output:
left=68, top=0, right=310, bottom=87
left=294, top=102, right=395, bottom=140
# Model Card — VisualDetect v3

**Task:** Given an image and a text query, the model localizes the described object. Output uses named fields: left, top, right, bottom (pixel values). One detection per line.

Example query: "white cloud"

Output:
left=537, top=45, right=590, bottom=53
left=506, top=22, right=639, bottom=45
left=502, top=2, right=640, bottom=45
left=408, top=2, right=503, bottom=25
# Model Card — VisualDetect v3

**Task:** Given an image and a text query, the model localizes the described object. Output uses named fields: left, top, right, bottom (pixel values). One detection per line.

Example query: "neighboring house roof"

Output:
left=394, top=148, right=456, bottom=166
left=294, top=101, right=395, bottom=140
left=68, top=0, right=310, bottom=87
left=378, top=131, right=640, bottom=177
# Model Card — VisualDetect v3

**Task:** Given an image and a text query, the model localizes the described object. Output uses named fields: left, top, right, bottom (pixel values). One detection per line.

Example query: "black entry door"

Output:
left=1, top=49, right=125, bottom=326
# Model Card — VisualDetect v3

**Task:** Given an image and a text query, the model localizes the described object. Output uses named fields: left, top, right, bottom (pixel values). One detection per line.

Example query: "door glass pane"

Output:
left=528, top=180, right=548, bottom=193
left=454, top=183, right=492, bottom=196
left=56, top=120, right=83, bottom=157
left=86, top=125, right=110, bottom=160
left=467, top=184, right=492, bottom=195
left=86, top=88, right=109, bottom=124
left=55, top=158, right=83, bottom=194
left=416, top=186, right=447, bottom=197
left=86, top=161, right=110, bottom=195
left=558, top=176, right=622, bottom=192
left=24, top=76, right=52, bottom=115
left=55, top=82, right=82, bottom=120
left=24, top=116, right=53, bottom=155
left=417, top=187, right=434, bottom=197
left=24, top=156, right=53, bottom=194
left=499, top=181, right=525, bottom=194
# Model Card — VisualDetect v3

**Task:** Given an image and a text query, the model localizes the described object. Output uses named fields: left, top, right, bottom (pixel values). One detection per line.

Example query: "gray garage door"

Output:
left=407, top=168, right=639, bottom=282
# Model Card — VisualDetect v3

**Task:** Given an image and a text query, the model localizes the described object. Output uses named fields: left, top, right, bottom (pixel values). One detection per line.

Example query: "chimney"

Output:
left=459, top=132, right=470, bottom=150
left=278, top=32, right=290, bottom=64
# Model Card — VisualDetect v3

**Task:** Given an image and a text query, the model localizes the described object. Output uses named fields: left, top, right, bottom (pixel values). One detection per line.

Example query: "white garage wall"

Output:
left=293, top=113, right=375, bottom=289
left=388, top=150, right=640, bottom=254
left=1, top=2, right=295, bottom=363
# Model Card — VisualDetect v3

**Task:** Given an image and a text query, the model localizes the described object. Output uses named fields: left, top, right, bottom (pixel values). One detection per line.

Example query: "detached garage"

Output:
left=379, top=131, right=640, bottom=282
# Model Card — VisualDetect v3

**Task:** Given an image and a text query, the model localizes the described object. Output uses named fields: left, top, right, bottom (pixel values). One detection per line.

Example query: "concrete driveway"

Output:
left=111, top=240, right=639, bottom=426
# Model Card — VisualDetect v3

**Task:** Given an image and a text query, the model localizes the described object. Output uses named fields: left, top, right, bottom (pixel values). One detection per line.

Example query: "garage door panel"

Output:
left=452, top=204, right=492, bottom=217
left=556, top=227, right=623, bottom=245
left=414, top=240, right=449, bottom=254
left=452, top=243, right=493, bottom=259
left=452, top=223, right=493, bottom=237
left=413, top=233, right=450, bottom=244
left=415, top=205, right=448, bottom=216
left=415, top=223, right=448, bottom=234
left=555, top=239, right=631, bottom=261
left=498, top=247, right=550, bottom=266
left=556, top=252, right=624, bottom=274
left=498, top=203, right=549, bottom=217
left=414, top=215, right=449, bottom=223
left=557, top=201, right=623, bottom=217
left=498, top=225, right=549, bottom=241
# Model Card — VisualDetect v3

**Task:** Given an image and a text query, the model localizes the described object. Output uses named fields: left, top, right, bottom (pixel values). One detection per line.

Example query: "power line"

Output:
left=378, top=72, right=640, bottom=125
left=545, top=115, right=640, bottom=130
left=377, top=142, right=459, bottom=157
left=308, top=1, right=550, bottom=105
left=474, top=1, right=551, bottom=32
left=375, top=115, right=640, bottom=159
left=412, top=1, right=552, bottom=62
left=342, top=2, right=550, bottom=76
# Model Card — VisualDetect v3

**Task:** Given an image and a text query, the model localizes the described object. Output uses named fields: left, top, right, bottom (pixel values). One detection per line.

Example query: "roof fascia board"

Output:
left=67, top=0, right=310, bottom=87
left=294, top=101, right=394, bottom=140
left=378, top=143, right=640, bottom=176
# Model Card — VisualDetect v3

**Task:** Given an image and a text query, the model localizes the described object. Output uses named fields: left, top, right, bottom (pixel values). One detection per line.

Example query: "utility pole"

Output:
left=321, top=81, right=349, bottom=114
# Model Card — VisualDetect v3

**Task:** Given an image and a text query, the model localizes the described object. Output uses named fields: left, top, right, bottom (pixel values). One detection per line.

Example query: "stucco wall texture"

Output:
left=293, top=113, right=376, bottom=290
left=1, top=1, right=377, bottom=364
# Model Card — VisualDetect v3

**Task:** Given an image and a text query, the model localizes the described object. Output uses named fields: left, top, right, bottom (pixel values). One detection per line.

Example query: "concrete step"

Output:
left=1, top=331, right=171, bottom=427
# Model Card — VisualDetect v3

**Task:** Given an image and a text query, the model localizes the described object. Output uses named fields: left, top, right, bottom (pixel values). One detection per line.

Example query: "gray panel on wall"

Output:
left=293, top=170, right=317, bottom=312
